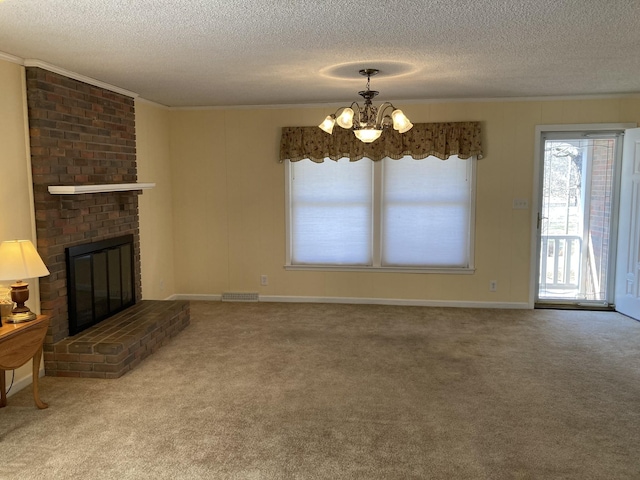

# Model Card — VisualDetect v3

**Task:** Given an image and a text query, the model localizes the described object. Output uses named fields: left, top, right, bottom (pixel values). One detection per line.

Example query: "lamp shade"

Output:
left=0, top=240, right=50, bottom=281
left=318, top=115, right=336, bottom=134
left=336, top=108, right=354, bottom=129
left=391, top=109, right=413, bottom=133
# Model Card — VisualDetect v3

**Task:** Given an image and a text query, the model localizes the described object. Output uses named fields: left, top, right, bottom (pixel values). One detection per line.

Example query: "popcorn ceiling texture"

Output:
left=0, top=0, right=639, bottom=106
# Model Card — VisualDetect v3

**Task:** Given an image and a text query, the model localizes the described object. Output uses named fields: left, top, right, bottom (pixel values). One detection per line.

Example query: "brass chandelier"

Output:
left=319, top=68, right=413, bottom=143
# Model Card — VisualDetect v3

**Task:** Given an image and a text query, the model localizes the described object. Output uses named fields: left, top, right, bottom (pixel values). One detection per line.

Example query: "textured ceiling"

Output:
left=1, top=0, right=639, bottom=107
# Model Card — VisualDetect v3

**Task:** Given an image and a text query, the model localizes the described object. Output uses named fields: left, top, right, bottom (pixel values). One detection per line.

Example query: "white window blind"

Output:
left=287, top=155, right=475, bottom=271
left=381, top=157, right=471, bottom=267
left=289, top=159, right=373, bottom=265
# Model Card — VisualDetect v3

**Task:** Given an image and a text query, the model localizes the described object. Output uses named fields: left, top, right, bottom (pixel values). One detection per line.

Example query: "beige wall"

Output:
left=164, top=98, right=640, bottom=306
left=0, top=58, right=40, bottom=390
left=0, top=60, right=34, bottom=242
left=2, top=52, right=640, bottom=392
left=136, top=100, right=176, bottom=299
left=5, top=55, right=640, bottom=312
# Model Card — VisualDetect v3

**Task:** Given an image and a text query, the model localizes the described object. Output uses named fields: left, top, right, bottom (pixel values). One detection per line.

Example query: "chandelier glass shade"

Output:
left=319, top=69, right=413, bottom=143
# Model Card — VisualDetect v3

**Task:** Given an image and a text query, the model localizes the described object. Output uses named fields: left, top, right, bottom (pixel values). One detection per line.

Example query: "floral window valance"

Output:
left=280, top=121, right=483, bottom=163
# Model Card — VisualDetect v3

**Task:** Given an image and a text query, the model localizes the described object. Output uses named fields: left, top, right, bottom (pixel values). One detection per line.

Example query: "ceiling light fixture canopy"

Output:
left=319, top=69, right=413, bottom=143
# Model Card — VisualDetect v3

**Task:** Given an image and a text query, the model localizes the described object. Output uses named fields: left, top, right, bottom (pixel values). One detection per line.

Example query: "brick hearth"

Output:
left=46, top=301, right=190, bottom=378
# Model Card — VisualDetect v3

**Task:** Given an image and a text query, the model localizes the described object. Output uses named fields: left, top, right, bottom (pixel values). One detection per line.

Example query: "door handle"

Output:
left=537, top=212, right=548, bottom=229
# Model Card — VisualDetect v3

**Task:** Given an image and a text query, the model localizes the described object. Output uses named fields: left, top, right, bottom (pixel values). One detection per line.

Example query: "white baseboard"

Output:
left=168, top=293, right=529, bottom=309
left=260, top=295, right=530, bottom=309
left=5, top=366, right=45, bottom=398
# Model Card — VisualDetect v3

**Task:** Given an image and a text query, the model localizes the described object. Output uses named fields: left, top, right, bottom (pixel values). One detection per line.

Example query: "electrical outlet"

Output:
left=512, top=198, right=529, bottom=209
left=489, top=280, right=497, bottom=292
left=260, top=275, right=268, bottom=286
left=159, top=279, right=165, bottom=292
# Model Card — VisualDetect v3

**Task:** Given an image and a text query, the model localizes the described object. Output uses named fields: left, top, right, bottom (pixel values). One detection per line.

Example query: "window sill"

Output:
left=284, top=265, right=475, bottom=274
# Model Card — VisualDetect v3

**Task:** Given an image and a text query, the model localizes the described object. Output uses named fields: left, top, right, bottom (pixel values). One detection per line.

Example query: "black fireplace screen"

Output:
left=66, top=235, right=135, bottom=336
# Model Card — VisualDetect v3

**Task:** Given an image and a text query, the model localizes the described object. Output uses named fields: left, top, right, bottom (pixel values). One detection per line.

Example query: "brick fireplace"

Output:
left=26, top=67, right=143, bottom=375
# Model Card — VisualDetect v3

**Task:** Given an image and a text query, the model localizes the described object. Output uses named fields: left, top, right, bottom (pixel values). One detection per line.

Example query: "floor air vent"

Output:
left=221, top=292, right=259, bottom=302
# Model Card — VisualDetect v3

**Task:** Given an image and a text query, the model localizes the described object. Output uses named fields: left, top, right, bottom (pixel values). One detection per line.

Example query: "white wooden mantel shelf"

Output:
left=48, top=183, right=156, bottom=195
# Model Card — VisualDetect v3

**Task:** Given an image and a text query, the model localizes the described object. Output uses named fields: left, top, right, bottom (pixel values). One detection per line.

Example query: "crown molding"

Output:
left=0, top=51, right=24, bottom=64
left=23, top=59, right=139, bottom=99
left=167, top=92, right=640, bottom=111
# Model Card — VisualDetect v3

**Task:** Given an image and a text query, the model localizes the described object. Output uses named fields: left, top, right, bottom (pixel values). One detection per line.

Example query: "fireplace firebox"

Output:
left=66, top=235, right=136, bottom=336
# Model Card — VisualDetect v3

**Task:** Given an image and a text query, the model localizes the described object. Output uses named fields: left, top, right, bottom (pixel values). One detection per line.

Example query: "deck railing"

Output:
left=540, top=235, right=582, bottom=289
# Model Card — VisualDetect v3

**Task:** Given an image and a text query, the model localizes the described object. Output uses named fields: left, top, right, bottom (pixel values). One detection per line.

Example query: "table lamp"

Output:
left=0, top=239, right=50, bottom=323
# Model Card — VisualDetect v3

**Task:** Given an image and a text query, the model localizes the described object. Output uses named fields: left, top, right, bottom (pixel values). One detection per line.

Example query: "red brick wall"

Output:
left=26, top=67, right=142, bottom=357
left=587, top=139, right=614, bottom=300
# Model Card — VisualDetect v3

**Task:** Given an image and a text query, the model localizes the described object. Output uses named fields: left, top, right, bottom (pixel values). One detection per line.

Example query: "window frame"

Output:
left=285, top=156, right=477, bottom=274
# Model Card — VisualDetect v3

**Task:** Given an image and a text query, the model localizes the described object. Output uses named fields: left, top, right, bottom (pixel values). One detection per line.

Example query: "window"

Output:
left=286, top=155, right=476, bottom=272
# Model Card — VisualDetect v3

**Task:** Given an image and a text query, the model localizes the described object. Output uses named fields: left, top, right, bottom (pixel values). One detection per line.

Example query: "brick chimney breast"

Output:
left=26, top=67, right=142, bottom=372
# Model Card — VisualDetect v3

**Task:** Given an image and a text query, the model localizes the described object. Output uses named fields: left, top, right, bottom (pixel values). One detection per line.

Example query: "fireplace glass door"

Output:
left=67, top=235, right=135, bottom=335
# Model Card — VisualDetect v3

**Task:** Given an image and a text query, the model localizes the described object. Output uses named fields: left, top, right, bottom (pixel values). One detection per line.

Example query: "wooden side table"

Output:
left=0, top=315, right=49, bottom=409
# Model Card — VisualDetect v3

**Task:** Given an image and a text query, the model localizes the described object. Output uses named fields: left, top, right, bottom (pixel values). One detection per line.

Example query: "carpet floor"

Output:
left=1, top=301, right=640, bottom=479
